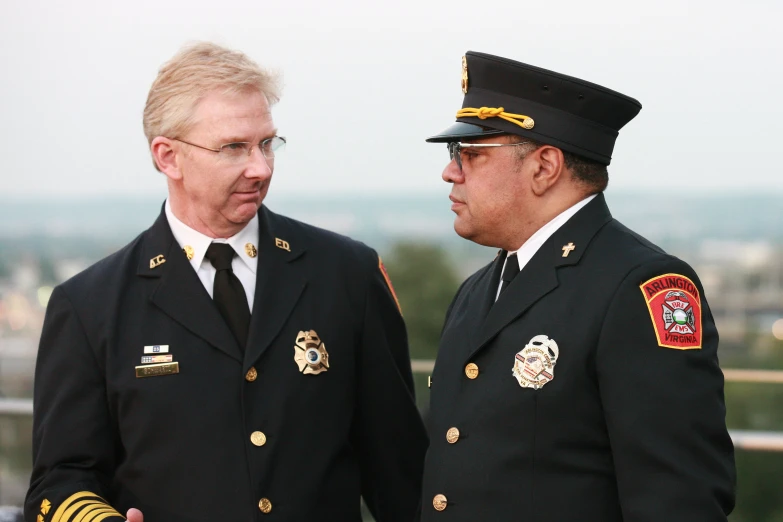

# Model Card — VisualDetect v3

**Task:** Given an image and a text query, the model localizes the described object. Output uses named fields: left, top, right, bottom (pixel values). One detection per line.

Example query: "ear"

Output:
left=151, top=137, right=183, bottom=181
left=530, top=145, right=565, bottom=196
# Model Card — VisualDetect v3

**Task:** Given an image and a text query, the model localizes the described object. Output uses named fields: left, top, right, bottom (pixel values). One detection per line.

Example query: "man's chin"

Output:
left=454, top=220, right=496, bottom=248
left=230, top=200, right=263, bottom=224
left=453, top=219, right=475, bottom=241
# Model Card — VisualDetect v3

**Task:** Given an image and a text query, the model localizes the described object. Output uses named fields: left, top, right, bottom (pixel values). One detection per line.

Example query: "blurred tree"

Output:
left=383, top=241, right=461, bottom=361
left=383, top=242, right=462, bottom=412
left=38, top=257, right=58, bottom=285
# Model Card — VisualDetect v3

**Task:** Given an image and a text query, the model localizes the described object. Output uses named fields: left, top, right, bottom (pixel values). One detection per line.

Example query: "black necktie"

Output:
left=205, top=243, right=250, bottom=349
left=499, top=253, right=520, bottom=295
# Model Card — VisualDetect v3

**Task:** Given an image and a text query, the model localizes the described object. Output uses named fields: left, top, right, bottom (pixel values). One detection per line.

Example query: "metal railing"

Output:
left=0, top=398, right=31, bottom=415
left=729, top=430, right=783, bottom=451
left=722, top=368, right=783, bottom=384
left=3, top=365, right=783, bottom=451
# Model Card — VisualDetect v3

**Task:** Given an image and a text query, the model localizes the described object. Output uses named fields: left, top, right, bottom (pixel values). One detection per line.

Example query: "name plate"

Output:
left=135, top=362, right=179, bottom=378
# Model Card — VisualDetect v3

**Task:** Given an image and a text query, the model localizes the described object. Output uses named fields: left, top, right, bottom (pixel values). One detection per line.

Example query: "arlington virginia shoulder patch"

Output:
left=640, top=273, right=702, bottom=350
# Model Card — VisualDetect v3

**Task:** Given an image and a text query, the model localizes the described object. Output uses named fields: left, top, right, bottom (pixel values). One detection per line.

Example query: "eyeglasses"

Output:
left=172, top=136, right=287, bottom=162
left=447, top=141, right=530, bottom=170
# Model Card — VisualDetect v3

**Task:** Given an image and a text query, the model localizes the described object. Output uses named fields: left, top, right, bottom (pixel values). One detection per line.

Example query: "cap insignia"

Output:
left=461, top=55, right=469, bottom=94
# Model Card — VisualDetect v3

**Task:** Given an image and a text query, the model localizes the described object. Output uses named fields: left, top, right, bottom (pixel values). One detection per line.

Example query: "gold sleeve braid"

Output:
left=48, top=491, right=125, bottom=522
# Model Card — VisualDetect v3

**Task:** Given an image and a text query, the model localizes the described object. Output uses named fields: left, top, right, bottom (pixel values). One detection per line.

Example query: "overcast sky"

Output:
left=1, top=0, right=781, bottom=198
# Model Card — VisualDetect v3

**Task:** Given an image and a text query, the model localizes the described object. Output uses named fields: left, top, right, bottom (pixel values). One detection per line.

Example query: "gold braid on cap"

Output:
left=456, top=107, right=535, bottom=130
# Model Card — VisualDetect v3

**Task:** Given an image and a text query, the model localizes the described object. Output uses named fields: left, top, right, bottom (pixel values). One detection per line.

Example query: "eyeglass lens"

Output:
left=219, top=137, right=286, bottom=160
left=447, top=142, right=462, bottom=170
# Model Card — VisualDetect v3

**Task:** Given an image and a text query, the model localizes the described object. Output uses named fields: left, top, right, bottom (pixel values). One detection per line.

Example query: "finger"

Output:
left=126, top=508, right=144, bottom=522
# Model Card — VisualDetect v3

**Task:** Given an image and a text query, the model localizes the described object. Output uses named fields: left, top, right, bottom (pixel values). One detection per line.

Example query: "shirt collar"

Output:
left=508, top=194, right=596, bottom=271
left=165, top=199, right=259, bottom=274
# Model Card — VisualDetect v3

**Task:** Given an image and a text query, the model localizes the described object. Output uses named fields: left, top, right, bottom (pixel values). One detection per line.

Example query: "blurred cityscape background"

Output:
left=1, top=190, right=782, bottom=520
left=3, top=1, right=783, bottom=518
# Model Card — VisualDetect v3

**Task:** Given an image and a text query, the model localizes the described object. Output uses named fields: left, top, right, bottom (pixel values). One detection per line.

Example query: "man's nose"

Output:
left=442, top=159, right=463, bottom=184
left=245, top=147, right=273, bottom=178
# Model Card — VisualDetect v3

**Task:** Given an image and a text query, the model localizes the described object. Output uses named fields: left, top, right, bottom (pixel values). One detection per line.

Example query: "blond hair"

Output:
left=143, top=42, right=281, bottom=168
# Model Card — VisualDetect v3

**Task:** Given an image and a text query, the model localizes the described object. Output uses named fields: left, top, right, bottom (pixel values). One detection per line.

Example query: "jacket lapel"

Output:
left=244, top=207, right=307, bottom=371
left=138, top=209, right=243, bottom=363
left=467, top=194, right=613, bottom=362
left=466, top=250, right=507, bottom=349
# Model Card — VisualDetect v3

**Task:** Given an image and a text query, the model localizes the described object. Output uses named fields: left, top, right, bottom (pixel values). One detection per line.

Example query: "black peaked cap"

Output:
left=426, top=51, right=642, bottom=165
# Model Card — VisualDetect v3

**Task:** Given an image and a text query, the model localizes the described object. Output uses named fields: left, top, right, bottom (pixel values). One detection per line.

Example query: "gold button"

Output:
left=258, top=498, right=272, bottom=514
left=250, top=431, right=267, bottom=447
left=433, top=494, right=448, bottom=511
left=465, top=363, right=479, bottom=379
left=245, top=367, right=258, bottom=382
left=446, top=427, right=460, bottom=444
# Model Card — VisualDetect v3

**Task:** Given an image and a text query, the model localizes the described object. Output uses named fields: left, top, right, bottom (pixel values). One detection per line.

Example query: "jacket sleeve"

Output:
left=25, top=286, right=125, bottom=522
left=596, top=259, right=736, bottom=521
left=353, top=250, right=428, bottom=522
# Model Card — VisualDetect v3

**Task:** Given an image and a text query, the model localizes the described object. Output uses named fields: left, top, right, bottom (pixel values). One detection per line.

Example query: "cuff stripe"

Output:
left=83, top=508, right=123, bottom=522
left=50, top=491, right=123, bottom=522
left=74, top=505, right=120, bottom=522
left=88, top=512, right=124, bottom=522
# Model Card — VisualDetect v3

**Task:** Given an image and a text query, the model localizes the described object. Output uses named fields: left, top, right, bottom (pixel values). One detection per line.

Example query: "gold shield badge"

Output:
left=294, top=330, right=329, bottom=375
left=461, top=55, right=469, bottom=94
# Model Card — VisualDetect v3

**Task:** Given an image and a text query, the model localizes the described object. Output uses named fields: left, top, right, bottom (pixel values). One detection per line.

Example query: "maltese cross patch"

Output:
left=640, top=273, right=702, bottom=350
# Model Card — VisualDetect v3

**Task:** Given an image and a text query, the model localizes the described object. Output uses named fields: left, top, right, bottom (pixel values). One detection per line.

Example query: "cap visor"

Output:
left=425, top=122, right=505, bottom=143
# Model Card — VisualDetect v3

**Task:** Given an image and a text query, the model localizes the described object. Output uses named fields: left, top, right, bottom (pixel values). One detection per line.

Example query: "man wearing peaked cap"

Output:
left=421, top=51, right=735, bottom=521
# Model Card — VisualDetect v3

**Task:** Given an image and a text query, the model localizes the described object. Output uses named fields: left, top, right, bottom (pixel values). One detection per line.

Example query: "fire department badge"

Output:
left=294, top=330, right=329, bottom=375
left=512, top=335, right=558, bottom=390
left=640, top=273, right=702, bottom=350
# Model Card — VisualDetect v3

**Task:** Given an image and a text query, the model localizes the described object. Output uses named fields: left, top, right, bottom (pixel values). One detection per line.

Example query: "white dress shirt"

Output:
left=496, top=194, right=596, bottom=301
left=165, top=199, right=259, bottom=311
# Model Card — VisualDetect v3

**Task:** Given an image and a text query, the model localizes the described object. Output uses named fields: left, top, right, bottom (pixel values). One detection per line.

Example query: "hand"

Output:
left=126, top=508, right=144, bottom=522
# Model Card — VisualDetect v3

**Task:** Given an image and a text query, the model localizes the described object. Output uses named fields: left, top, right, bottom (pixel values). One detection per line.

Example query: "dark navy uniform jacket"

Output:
left=26, top=206, right=428, bottom=522
left=422, top=194, right=735, bottom=522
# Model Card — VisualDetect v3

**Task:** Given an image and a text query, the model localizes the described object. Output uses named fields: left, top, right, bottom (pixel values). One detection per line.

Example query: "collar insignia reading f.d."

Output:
left=275, top=238, right=291, bottom=252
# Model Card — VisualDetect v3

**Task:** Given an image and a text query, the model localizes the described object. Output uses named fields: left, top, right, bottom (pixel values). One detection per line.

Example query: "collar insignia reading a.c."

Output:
left=149, top=254, right=166, bottom=269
